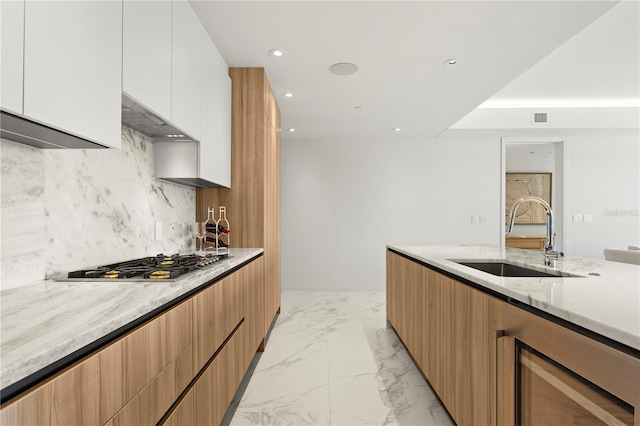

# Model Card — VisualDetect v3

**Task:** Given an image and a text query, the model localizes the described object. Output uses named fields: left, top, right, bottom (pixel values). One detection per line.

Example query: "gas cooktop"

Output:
left=64, top=252, right=229, bottom=282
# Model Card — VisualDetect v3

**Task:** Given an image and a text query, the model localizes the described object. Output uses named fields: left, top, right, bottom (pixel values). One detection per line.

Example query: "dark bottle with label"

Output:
left=205, top=223, right=229, bottom=235
left=205, top=236, right=229, bottom=248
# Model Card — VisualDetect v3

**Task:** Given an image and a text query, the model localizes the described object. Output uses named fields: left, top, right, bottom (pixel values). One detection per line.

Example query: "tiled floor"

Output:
left=229, top=291, right=455, bottom=426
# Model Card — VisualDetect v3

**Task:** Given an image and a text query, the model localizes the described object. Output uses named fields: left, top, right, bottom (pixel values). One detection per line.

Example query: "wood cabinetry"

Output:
left=387, top=249, right=640, bottom=426
left=192, top=268, right=244, bottom=372
left=192, top=322, right=246, bottom=426
left=109, top=346, right=193, bottom=426
left=504, top=303, right=640, bottom=425
left=0, top=299, right=192, bottom=426
left=243, top=256, right=267, bottom=363
left=1, top=255, right=269, bottom=425
left=387, top=250, right=505, bottom=426
left=197, top=68, right=281, bottom=332
left=506, top=236, right=546, bottom=251
left=22, top=0, right=122, bottom=149
left=162, top=388, right=194, bottom=426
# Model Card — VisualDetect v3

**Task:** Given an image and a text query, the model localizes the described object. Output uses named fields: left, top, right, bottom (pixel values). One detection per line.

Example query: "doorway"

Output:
left=500, top=138, right=566, bottom=252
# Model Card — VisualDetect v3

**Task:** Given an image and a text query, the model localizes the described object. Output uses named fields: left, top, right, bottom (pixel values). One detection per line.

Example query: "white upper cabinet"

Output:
left=200, top=33, right=231, bottom=188
left=1, top=0, right=24, bottom=115
left=171, top=0, right=202, bottom=141
left=22, top=0, right=122, bottom=149
left=122, top=0, right=172, bottom=120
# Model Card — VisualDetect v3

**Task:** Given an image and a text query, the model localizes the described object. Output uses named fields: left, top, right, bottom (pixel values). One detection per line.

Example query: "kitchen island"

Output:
left=387, top=244, right=639, bottom=426
left=0, top=248, right=277, bottom=426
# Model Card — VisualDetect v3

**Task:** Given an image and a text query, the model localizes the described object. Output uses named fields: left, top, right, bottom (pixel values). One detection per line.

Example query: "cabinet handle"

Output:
left=493, top=330, right=506, bottom=425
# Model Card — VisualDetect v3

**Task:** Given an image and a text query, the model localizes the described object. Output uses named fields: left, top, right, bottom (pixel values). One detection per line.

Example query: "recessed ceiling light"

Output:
left=269, top=49, right=284, bottom=57
left=329, top=62, right=358, bottom=76
left=283, top=92, right=293, bottom=98
left=355, top=106, right=363, bottom=110
left=287, top=128, right=295, bottom=132
left=444, top=58, right=458, bottom=66
left=393, top=128, right=401, bottom=132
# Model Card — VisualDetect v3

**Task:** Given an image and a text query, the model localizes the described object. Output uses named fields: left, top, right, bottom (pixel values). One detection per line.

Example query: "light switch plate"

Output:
left=583, top=214, right=593, bottom=223
left=572, top=214, right=583, bottom=223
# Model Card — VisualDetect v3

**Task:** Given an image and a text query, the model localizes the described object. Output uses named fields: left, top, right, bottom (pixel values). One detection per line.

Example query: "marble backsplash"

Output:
left=1, top=126, right=195, bottom=290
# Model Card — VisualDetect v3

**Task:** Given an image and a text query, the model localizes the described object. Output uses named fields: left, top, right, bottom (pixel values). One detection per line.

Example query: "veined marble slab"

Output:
left=387, top=244, right=640, bottom=351
left=1, top=126, right=196, bottom=291
left=0, top=248, right=263, bottom=391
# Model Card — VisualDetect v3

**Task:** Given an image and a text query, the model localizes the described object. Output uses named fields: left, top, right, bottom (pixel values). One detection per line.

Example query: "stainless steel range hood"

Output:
left=121, top=94, right=195, bottom=143
left=0, top=110, right=108, bottom=149
left=122, top=94, right=223, bottom=189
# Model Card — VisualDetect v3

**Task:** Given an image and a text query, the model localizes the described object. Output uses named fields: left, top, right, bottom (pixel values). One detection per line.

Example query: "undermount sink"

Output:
left=451, top=261, right=582, bottom=278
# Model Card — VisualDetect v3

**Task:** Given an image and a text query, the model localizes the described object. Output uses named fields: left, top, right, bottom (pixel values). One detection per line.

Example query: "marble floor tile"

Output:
left=328, top=329, right=378, bottom=361
left=329, top=373, right=393, bottom=425
left=228, top=290, right=454, bottom=426
left=231, top=411, right=332, bottom=425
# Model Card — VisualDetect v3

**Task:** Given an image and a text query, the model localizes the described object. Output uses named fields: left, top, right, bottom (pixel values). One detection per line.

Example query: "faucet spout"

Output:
left=506, top=196, right=555, bottom=254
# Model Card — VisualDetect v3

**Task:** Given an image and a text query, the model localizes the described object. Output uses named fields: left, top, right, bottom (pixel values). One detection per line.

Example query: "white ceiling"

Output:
left=479, top=0, right=639, bottom=108
left=190, top=0, right=629, bottom=140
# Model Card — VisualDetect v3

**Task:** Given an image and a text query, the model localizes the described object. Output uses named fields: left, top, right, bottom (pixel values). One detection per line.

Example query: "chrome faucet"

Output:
left=506, top=196, right=563, bottom=266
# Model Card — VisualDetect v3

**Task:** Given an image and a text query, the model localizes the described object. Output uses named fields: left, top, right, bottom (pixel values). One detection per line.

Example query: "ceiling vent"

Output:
left=532, top=112, right=548, bottom=124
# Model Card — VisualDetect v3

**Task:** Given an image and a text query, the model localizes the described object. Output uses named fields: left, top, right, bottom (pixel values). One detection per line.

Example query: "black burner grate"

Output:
left=67, top=253, right=228, bottom=280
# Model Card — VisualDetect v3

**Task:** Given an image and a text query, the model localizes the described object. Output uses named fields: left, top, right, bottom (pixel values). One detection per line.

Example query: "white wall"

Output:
left=281, top=132, right=639, bottom=290
left=281, top=136, right=501, bottom=290
left=565, top=135, right=640, bottom=258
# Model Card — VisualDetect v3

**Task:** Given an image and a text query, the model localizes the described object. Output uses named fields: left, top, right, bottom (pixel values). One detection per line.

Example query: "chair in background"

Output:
left=603, top=248, right=640, bottom=265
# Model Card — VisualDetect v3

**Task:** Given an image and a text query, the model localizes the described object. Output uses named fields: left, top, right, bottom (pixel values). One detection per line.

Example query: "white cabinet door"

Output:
left=123, top=0, right=172, bottom=120
left=172, top=0, right=201, bottom=141
left=200, top=34, right=231, bottom=187
left=1, top=0, right=24, bottom=114
left=23, top=0, right=122, bottom=149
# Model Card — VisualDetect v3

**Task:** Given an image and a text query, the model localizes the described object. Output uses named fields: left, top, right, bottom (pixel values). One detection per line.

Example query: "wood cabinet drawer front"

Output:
left=245, top=257, right=266, bottom=365
left=193, top=273, right=244, bottom=370
left=193, top=322, right=246, bottom=426
left=506, top=304, right=640, bottom=410
left=108, top=345, right=193, bottom=426
left=0, top=352, right=100, bottom=426
left=0, top=301, right=192, bottom=425
left=162, top=388, right=194, bottom=426
left=99, top=299, right=192, bottom=423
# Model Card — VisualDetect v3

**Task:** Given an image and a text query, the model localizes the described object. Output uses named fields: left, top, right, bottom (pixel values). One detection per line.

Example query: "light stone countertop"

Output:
left=0, top=248, right=263, bottom=391
left=387, top=244, right=640, bottom=352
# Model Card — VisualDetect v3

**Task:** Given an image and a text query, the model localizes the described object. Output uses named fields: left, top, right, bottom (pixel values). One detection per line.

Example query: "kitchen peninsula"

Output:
left=0, top=248, right=276, bottom=425
left=387, top=244, right=640, bottom=426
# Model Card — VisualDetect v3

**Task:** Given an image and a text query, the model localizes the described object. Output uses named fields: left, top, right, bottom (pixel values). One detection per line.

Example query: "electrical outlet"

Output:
left=471, top=215, right=478, bottom=224
left=155, top=222, right=163, bottom=241
left=479, top=216, right=488, bottom=224
left=583, top=214, right=593, bottom=223
left=572, top=214, right=583, bottom=223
